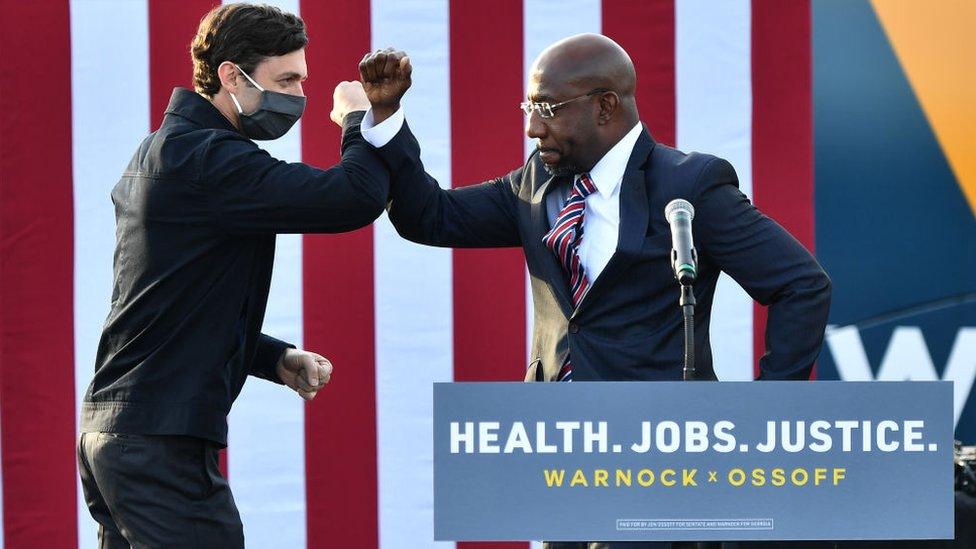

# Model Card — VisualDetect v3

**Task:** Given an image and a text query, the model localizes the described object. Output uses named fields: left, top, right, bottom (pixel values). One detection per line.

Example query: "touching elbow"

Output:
left=364, top=194, right=387, bottom=223
left=357, top=183, right=388, bottom=222
left=341, top=194, right=386, bottom=230
left=342, top=167, right=390, bottom=227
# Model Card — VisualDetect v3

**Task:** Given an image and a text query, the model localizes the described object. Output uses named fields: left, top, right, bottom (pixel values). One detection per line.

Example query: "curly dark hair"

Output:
left=190, top=3, right=308, bottom=98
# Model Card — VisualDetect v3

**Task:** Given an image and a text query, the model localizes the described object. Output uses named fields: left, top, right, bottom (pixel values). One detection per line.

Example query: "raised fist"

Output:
left=359, top=48, right=412, bottom=122
left=330, top=80, right=370, bottom=126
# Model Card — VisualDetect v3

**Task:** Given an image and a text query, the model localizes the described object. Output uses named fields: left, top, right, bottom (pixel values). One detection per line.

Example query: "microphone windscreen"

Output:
left=665, top=198, right=695, bottom=222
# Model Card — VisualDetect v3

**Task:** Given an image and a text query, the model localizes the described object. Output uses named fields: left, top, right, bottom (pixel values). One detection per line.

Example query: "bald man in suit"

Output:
left=351, top=36, right=831, bottom=548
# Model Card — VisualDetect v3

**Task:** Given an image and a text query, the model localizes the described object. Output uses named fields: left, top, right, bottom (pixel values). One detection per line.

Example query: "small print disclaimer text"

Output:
left=616, top=519, right=774, bottom=531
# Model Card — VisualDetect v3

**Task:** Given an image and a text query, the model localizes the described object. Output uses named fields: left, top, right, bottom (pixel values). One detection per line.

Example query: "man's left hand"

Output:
left=276, top=348, right=333, bottom=401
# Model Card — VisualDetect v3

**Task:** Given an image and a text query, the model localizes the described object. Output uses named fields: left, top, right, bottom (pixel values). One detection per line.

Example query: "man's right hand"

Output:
left=276, top=348, right=333, bottom=402
left=331, top=80, right=370, bottom=126
left=359, top=48, right=412, bottom=124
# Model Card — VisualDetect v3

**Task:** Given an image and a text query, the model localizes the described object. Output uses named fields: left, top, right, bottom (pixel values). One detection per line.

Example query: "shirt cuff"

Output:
left=360, top=106, right=405, bottom=147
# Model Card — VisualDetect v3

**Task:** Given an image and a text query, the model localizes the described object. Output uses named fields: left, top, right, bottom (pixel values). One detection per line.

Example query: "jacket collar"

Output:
left=530, top=170, right=576, bottom=317
left=163, top=87, right=241, bottom=133
left=587, top=122, right=643, bottom=199
left=573, top=127, right=656, bottom=316
left=529, top=126, right=658, bottom=317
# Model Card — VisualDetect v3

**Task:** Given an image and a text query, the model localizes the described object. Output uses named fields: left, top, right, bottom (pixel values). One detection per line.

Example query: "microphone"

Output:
left=665, top=199, right=697, bottom=286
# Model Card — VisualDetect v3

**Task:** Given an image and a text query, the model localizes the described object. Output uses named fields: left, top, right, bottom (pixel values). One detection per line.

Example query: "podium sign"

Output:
left=433, top=381, right=953, bottom=542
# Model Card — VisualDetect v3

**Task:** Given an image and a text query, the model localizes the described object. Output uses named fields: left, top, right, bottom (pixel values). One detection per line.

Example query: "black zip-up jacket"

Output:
left=81, top=88, right=388, bottom=445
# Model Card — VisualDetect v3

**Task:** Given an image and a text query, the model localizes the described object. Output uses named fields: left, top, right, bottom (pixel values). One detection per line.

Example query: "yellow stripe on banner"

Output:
left=870, top=0, right=976, bottom=219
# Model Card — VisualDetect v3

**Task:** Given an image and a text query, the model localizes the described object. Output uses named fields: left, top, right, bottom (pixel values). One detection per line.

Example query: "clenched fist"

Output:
left=331, top=80, right=370, bottom=126
left=359, top=48, right=412, bottom=124
left=276, top=348, right=333, bottom=401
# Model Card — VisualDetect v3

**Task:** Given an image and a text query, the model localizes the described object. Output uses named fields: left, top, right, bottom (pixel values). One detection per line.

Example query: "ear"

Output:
left=597, top=91, right=619, bottom=125
left=217, top=61, right=241, bottom=95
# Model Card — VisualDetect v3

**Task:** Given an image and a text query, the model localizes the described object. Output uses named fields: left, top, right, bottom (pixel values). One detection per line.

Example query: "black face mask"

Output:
left=230, top=64, right=306, bottom=141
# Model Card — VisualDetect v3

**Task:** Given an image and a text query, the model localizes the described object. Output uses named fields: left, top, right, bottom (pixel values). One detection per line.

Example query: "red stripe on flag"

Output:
left=751, top=0, right=815, bottom=378
left=148, top=0, right=228, bottom=478
left=300, top=1, right=378, bottom=548
left=450, top=1, right=528, bottom=547
left=602, top=0, right=676, bottom=147
left=0, top=2, right=78, bottom=546
left=449, top=0, right=527, bottom=385
left=149, top=0, right=217, bottom=131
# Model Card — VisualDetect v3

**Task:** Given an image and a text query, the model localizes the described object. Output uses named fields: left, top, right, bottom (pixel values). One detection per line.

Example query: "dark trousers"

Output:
left=77, top=432, right=244, bottom=548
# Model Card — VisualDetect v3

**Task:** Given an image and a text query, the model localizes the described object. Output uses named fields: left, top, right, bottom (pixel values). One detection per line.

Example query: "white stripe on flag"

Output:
left=523, top=0, right=602, bottom=386
left=523, top=0, right=602, bottom=161
left=675, top=0, right=754, bottom=381
left=523, top=4, right=601, bottom=546
left=522, top=0, right=602, bottom=399
left=224, top=1, right=308, bottom=547
left=70, top=2, right=151, bottom=547
left=372, top=0, right=454, bottom=547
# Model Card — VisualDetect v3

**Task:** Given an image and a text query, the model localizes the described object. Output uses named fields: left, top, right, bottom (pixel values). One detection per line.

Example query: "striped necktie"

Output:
left=542, top=173, right=598, bottom=381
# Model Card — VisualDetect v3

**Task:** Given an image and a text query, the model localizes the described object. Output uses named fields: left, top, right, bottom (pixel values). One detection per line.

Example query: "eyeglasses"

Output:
left=520, top=89, right=607, bottom=119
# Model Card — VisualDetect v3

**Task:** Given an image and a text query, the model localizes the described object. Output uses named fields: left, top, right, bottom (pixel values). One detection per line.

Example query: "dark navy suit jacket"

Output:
left=378, top=123, right=831, bottom=382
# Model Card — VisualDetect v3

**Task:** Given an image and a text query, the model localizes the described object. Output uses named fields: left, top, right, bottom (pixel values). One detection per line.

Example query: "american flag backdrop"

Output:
left=1, top=0, right=817, bottom=547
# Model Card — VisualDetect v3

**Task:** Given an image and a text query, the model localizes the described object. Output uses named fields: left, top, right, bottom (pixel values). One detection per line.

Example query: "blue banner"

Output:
left=434, top=381, right=953, bottom=542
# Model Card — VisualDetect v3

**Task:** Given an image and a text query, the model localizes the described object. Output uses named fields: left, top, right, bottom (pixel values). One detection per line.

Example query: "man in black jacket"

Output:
left=76, top=5, right=405, bottom=548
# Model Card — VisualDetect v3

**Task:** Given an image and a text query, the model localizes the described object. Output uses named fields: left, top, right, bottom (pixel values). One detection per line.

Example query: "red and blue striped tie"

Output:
left=543, top=173, right=597, bottom=381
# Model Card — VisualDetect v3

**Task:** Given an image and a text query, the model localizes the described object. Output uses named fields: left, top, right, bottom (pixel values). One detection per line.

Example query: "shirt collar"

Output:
left=585, top=122, right=643, bottom=198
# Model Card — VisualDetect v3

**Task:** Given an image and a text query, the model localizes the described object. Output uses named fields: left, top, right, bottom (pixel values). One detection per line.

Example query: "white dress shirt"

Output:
left=544, top=122, right=642, bottom=283
left=360, top=107, right=643, bottom=284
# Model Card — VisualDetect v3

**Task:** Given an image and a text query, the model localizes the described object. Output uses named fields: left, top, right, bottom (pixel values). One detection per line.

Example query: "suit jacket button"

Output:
left=569, top=322, right=579, bottom=334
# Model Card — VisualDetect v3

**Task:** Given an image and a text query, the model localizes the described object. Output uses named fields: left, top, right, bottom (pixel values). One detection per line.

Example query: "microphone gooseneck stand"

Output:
left=680, top=283, right=696, bottom=381
left=665, top=198, right=698, bottom=381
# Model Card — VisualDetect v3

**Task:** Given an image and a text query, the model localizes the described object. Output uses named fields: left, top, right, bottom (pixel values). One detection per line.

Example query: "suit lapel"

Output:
left=573, top=129, right=656, bottom=317
left=529, top=172, right=574, bottom=316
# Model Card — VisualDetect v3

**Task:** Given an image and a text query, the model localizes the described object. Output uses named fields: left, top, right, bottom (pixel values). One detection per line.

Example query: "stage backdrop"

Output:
left=0, top=0, right=972, bottom=548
